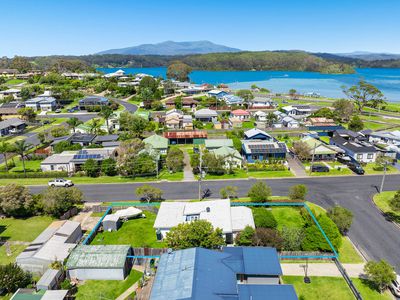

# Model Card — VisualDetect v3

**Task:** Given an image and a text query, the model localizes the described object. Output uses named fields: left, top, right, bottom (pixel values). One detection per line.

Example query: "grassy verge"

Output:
left=363, top=163, right=399, bottom=175
left=283, top=276, right=391, bottom=300
left=338, top=237, right=364, bottom=264
left=203, top=169, right=294, bottom=180
left=373, top=191, right=400, bottom=223
left=91, top=211, right=166, bottom=248
left=75, top=269, right=142, bottom=300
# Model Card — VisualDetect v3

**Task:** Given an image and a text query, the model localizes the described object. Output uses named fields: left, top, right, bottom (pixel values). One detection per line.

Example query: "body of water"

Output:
left=98, top=67, right=400, bottom=102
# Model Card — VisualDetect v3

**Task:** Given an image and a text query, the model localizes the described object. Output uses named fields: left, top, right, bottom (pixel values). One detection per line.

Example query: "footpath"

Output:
left=281, top=263, right=365, bottom=278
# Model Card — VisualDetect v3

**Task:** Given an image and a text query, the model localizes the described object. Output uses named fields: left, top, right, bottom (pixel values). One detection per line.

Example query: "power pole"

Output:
left=198, top=146, right=203, bottom=200
left=379, top=162, right=387, bottom=193
left=309, top=143, right=316, bottom=175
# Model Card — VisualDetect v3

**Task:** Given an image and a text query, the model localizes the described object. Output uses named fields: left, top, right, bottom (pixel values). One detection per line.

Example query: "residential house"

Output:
left=366, top=130, right=400, bottom=159
left=330, top=129, right=378, bottom=163
left=0, top=68, right=18, bottom=76
left=93, top=134, right=120, bottom=147
left=300, top=136, right=340, bottom=160
left=205, top=139, right=234, bottom=150
left=182, top=115, right=194, bottom=130
left=254, top=111, right=267, bottom=122
left=143, top=134, right=169, bottom=154
left=207, top=89, right=228, bottom=99
left=36, top=268, right=63, bottom=291
left=16, top=221, right=81, bottom=273
left=281, top=105, right=311, bottom=119
left=67, top=245, right=133, bottom=280
left=79, top=96, right=109, bottom=110
left=222, top=94, right=244, bottom=106
left=69, top=133, right=96, bottom=146
left=249, top=97, right=276, bottom=108
left=228, top=117, right=242, bottom=128
left=10, top=289, right=69, bottom=300
left=244, top=128, right=274, bottom=141
left=306, top=117, right=343, bottom=136
left=103, top=69, right=125, bottom=78
left=230, top=109, right=250, bottom=120
left=165, top=115, right=181, bottom=129
left=165, top=97, right=198, bottom=111
left=194, top=108, right=218, bottom=122
left=242, top=139, right=287, bottom=162
left=0, top=101, right=23, bottom=116
left=153, top=199, right=255, bottom=243
left=282, top=116, right=300, bottom=128
left=0, top=118, right=26, bottom=136
left=0, top=88, right=21, bottom=100
left=25, top=96, right=57, bottom=111
left=164, top=131, right=207, bottom=145
left=211, top=146, right=242, bottom=169
left=150, top=247, right=297, bottom=300
left=41, top=147, right=117, bottom=173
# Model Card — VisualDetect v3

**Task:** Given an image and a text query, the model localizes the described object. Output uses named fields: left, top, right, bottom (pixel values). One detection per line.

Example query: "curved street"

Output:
left=29, top=174, right=400, bottom=272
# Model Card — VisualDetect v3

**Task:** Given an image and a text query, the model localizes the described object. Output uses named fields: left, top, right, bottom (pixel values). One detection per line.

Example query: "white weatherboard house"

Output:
left=153, top=199, right=255, bottom=243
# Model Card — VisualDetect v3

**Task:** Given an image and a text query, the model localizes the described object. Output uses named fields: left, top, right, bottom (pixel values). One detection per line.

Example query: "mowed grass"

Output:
left=363, top=163, right=399, bottom=175
left=75, top=269, right=142, bottom=300
left=0, top=216, right=53, bottom=241
left=204, top=169, right=294, bottom=180
left=0, top=244, right=26, bottom=265
left=352, top=278, right=393, bottom=300
left=338, top=237, right=364, bottom=264
left=91, top=211, right=166, bottom=248
left=282, top=276, right=354, bottom=300
left=270, top=207, right=304, bottom=230
left=373, top=191, right=398, bottom=216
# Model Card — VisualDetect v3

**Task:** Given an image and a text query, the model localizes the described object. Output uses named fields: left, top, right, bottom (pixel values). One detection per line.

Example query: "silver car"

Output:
left=390, top=275, right=400, bottom=297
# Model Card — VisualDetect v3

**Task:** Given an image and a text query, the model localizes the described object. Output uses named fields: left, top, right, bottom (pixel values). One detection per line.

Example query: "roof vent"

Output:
left=206, top=207, right=211, bottom=213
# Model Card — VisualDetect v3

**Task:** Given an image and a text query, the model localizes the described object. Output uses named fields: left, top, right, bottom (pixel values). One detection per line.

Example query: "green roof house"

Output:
left=66, top=245, right=132, bottom=280
left=301, top=136, right=338, bottom=160
left=205, top=139, right=234, bottom=150
left=211, top=146, right=243, bottom=169
left=143, top=134, right=169, bottom=154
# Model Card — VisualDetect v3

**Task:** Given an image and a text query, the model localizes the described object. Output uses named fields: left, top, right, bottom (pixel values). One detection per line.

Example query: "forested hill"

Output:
left=23, top=51, right=355, bottom=74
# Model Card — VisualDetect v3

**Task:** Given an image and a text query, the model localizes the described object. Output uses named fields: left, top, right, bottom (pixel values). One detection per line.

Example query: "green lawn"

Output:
left=303, top=162, right=353, bottom=176
left=362, top=121, right=390, bottom=131
left=352, top=278, right=393, bottom=300
left=5, top=79, right=25, bottom=85
left=0, top=216, right=53, bottom=265
left=74, top=269, right=142, bottom=300
left=373, top=191, right=400, bottom=223
left=270, top=207, right=305, bottom=230
left=282, top=276, right=354, bottom=300
left=91, top=211, right=166, bottom=248
left=0, top=244, right=26, bottom=265
left=242, top=121, right=255, bottom=129
left=338, top=237, right=364, bottom=264
left=363, top=163, right=399, bottom=175
left=0, top=216, right=53, bottom=241
left=204, top=169, right=294, bottom=180
left=283, top=276, right=392, bottom=300
left=8, top=159, right=42, bottom=172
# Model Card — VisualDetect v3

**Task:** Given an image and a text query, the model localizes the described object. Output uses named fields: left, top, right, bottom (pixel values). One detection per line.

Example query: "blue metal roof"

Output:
left=222, top=247, right=283, bottom=276
left=238, top=284, right=298, bottom=300
left=150, top=247, right=290, bottom=300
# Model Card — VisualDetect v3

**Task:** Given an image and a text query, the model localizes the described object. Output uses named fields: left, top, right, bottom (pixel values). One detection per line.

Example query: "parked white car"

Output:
left=48, top=178, right=74, bottom=187
left=389, top=274, right=400, bottom=297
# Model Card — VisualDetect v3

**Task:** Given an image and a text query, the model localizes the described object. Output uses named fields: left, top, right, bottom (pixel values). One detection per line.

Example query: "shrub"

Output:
left=41, top=187, right=83, bottom=217
left=327, top=205, right=353, bottom=235
left=251, top=228, right=284, bottom=250
left=288, top=184, right=308, bottom=201
left=166, top=148, right=184, bottom=172
left=101, top=158, right=117, bottom=176
left=389, top=190, right=400, bottom=212
left=0, top=171, right=68, bottom=178
left=247, top=181, right=272, bottom=202
left=0, top=263, right=32, bottom=294
left=235, top=225, right=255, bottom=246
left=220, top=186, right=238, bottom=199
left=0, top=184, right=35, bottom=217
left=281, top=227, right=304, bottom=251
left=252, top=208, right=277, bottom=228
left=364, top=260, right=396, bottom=293
left=136, top=184, right=163, bottom=203
left=83, top=158, right=100, bottom=177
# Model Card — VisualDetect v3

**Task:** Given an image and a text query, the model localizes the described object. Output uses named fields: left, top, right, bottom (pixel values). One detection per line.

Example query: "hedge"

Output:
left=0, top=171, right=68, bottom=178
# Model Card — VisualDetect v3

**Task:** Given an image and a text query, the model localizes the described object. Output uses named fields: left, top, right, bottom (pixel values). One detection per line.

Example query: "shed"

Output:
left=67, top=245, right=132, bottom=280
left=36, top=269, right=63, bottom=291
left=102, top=214, right=121, bottom=232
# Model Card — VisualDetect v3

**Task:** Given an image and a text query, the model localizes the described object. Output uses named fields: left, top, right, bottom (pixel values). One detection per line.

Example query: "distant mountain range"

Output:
left=334, top=51, right=400, bottom=61
left=97, top=40, right=242, bottom=55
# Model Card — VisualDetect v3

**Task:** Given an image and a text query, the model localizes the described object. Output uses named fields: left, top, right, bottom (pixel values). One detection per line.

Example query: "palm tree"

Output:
left=14, top=140, right=31, bottom=177
left=89, top=118, right=102, bottom=135
left=66, top=117, right=83, bottom=133
left=98, top=107, right=115, bottom=134
left=266, top=112, right=277, bottom=127
left=0, top=141, right=13, bottom=172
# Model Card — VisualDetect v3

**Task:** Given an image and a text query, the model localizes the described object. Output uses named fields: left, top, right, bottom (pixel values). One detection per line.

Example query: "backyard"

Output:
left=91, top=211, right=166, bottom=248
left=0, top=216, right=53, bottom=265
left=74, top=269, right=142, bottom=300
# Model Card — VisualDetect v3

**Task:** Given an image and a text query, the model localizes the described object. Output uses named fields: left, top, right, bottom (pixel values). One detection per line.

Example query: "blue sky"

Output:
left=1, top=0, right=400, bottom=56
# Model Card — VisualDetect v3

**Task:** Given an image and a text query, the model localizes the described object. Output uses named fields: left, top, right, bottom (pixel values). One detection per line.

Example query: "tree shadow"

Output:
left=358, top=278, right=381, bottom=293
left=0, top=225, right=6, bottom=236
left=384, top=212, right=400, bottom=224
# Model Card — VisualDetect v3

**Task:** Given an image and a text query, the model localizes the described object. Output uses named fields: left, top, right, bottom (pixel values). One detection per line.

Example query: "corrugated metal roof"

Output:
left=36, top=269, right=61, bottom=287
left=164, top=131, right=207, bottom=139
left=238, top=284, right=297, bottom=300
left=66, top=245, right=130, bottom=269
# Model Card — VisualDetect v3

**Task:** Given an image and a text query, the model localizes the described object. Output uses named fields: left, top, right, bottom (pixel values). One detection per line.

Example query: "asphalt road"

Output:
left=29, top=174, right=400, bottom=271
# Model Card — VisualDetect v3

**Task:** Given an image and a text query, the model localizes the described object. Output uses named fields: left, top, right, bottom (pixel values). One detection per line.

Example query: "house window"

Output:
left=367, top=153, right=373, bottom=159
left=252, top=155, right=258, bottom=160
left=186, top=214, right=200, bottom=222
left=51, top=165, right=54, bottom=171
left=357, top=154, right=363, bottom=160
